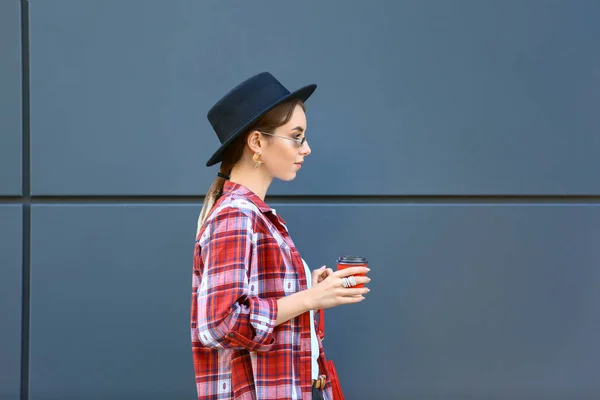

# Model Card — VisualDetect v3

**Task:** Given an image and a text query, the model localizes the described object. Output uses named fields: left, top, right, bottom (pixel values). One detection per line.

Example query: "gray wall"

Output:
left=0, top=206, right=22, bottom=400
left=0, top=0, right=22, bottom=196
left=2, top=0, right=600, bottom=399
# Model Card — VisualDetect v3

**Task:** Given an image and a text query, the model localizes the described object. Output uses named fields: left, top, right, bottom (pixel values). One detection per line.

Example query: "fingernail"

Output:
left=366, top=268, right=371, bottom=271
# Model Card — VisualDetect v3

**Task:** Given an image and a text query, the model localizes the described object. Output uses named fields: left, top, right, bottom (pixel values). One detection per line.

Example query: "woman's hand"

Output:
left=275, top=266, right=370, bottom=326
left=307, top=266, right=370, bottom=311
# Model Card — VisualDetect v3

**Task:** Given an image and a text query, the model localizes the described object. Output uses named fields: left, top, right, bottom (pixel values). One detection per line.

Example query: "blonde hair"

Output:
left=196, top=98, right=306, bottom=236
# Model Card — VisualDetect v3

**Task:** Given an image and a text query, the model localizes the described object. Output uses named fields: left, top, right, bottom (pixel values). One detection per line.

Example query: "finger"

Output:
left=353, top=276, right=371, bottom=285
left=334, top=277, right=348, bottom=288
left=342, top=295, right=365, bottom=304
left=311, top=266, right=326, bottom=280
left=340, top=287, right=370, bottom=296
left=334, top=266, right=370, bottom=277
left=318, top=268, right=334, bottom=283
left=335, top=276, right=369, bottom=289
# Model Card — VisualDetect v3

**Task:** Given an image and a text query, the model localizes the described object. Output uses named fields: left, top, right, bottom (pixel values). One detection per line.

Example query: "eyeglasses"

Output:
left=258, top=131, right=307, bottom=148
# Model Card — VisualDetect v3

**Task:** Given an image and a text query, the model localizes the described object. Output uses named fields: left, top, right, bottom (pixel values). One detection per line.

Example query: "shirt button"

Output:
left=228, top=333, right=235, bottom=338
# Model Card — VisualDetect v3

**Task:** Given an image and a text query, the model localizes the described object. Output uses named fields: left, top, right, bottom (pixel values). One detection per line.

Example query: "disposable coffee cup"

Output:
left=336, top=256, right=368, bottom=288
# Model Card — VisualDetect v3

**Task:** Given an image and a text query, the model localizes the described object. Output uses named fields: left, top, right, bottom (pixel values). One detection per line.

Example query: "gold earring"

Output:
left=253, top=152, right=264, bottom=168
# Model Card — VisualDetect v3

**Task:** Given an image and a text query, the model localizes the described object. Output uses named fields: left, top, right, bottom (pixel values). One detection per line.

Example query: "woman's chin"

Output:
left=277, top=172, right=298, bottom=182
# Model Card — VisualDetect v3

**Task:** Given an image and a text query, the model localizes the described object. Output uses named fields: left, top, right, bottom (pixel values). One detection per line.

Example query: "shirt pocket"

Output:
left=255, top=231, right=299, bottom=297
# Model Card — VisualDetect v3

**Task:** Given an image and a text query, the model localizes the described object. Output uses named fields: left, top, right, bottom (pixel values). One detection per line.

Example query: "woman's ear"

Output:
left=246, top=130, right=262, bottom=153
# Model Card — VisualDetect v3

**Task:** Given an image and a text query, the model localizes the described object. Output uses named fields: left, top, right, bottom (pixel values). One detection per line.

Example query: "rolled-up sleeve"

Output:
left=196, top=207, right=278, bottom=352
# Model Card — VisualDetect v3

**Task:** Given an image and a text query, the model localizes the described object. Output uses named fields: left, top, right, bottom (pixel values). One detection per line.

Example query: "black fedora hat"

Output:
left=205, top=72, right=317, bottom=167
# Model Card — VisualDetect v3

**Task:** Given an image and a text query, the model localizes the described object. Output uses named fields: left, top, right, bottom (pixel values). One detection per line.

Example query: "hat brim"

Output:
left=205, top=83, right=317, bottom=167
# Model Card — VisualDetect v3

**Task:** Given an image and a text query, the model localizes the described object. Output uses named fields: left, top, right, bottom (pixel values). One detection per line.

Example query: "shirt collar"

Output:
left=222, top=180, right=274, bottom=214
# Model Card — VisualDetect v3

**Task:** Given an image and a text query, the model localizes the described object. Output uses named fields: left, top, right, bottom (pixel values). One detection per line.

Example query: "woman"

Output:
left=191, top=72, right=370, bottom=400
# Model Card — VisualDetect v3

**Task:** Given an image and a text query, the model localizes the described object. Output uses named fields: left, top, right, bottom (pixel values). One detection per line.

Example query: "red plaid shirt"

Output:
left=191, top=181, right=333, bottom=400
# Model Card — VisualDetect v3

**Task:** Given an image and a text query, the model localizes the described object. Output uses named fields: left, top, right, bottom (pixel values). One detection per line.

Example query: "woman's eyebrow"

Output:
left=291, top=126, right=305, bottom=133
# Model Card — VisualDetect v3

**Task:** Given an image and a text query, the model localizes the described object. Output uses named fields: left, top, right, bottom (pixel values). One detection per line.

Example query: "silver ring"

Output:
left=342, top=277, right=349, bottom=288
left=348, top=276, right=357, bottom=287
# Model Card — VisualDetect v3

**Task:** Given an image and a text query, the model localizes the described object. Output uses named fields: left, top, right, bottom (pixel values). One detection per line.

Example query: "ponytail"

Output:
left=196, top=167, right=231, bottom=237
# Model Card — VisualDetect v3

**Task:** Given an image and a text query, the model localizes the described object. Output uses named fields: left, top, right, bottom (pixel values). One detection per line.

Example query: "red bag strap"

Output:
left=316, top=308, right=325, bottom=340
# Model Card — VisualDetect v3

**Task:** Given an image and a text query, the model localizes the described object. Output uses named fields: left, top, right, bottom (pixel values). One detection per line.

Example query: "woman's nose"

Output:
left=300, top=140, right=311, bottom=156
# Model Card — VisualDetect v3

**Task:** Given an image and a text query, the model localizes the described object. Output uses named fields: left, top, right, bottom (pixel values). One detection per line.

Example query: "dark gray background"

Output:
left=0, top=206, right=22, bottom=400
left=3, top=0, right=600, bottom=399
left=0, top=0, right=22, bottom=196
left=28, top=0, right=600, bottom=196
